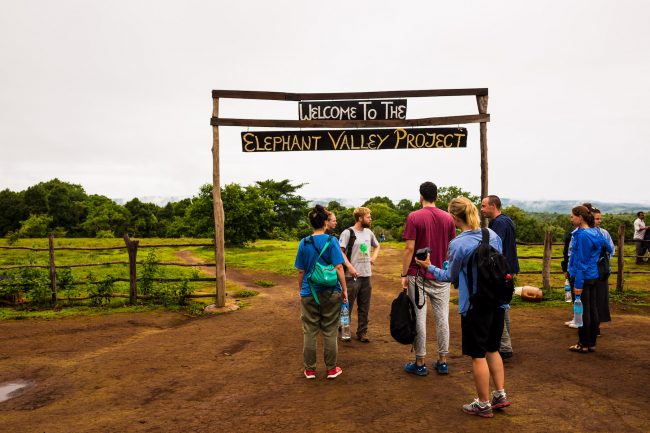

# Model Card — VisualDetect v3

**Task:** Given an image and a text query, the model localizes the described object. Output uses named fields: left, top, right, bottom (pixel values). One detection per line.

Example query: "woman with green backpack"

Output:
left=294, top=205, right=349, bottom=380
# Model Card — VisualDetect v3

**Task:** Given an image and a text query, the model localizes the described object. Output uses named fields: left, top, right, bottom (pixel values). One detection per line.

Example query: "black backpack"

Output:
left=467, top=228, right=515, bottom=308
left=597, top=245, right=610, bottom=281
left=390, top=290, right=417, bottom=345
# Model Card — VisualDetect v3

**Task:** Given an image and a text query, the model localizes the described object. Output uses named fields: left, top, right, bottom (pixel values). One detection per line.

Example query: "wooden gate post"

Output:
left=476, top=94, right=489, bottom=227
left=542, top=230, right=553, bottom=290
left=212, top=97, right=227, bottom=307
left=124, top=234, right=139, bottom=304
left=616, top=224, right=625, bottom=292
left=48, top=233, right=57, bottom=304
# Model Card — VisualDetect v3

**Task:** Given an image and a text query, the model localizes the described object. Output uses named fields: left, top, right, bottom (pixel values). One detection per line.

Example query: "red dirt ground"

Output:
left=1, top=246, right=649, bottom=433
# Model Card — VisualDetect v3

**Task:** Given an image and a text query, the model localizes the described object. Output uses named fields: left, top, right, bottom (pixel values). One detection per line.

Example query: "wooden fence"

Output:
left=1, top=227, right=648, bottom=306
left=0, top=234, right=218, bottom=305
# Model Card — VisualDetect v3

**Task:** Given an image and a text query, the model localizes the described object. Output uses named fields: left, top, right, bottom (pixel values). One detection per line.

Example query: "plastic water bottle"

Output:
left=564, top=279, right=572, bottom=303
left=573, top=295, right=583, bottom=327
left=340, top=302, right=351, bottom=341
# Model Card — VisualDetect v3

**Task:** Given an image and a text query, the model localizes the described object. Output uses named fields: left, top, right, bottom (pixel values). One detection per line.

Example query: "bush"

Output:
left=95, top=230, right=115, bottom=238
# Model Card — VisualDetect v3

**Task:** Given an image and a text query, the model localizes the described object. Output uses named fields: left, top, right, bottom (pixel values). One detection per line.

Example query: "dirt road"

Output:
left=0, top=246, right=648, bottom=432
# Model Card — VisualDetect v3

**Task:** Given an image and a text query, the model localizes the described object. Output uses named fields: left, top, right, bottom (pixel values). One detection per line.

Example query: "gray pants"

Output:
left=407, top=275, right=450, bottom=359
left=500, top=308, right=512, bottom=353
left=346, top=276, right=372, bottom=337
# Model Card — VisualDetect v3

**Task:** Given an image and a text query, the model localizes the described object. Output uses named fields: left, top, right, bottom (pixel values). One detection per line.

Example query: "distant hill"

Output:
left=502, top=199, right=649, bottom=214
left=115, top=195, right=649, bottom=214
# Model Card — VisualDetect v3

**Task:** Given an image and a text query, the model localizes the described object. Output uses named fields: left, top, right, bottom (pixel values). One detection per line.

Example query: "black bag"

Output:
left=390, top=290, right=417, bottom=345
left=597, top=245, right=610, bottom=281
left=467, top=228, right=514, bottom=308
left=343, top=228, right=356, bottom=271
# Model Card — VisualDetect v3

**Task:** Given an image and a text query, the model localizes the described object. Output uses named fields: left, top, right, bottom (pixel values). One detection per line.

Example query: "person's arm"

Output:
left=336, top=264, right=348, bottom=303
left=340, top=246, right=358, bottom=277
left=370, top=238, right=380, bottom=265
left=401, top=239, right=415, bottom=289
left=297, top=269, right=305, bottom=291
left=571, top=234, right=585, bottom=294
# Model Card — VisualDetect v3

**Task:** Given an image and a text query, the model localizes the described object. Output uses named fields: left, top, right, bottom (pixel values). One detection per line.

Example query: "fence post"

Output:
left=542, top=230, right=552, bottom=290
left=48, top=233, right=57, bottom=305
left=124, top=234, right=139, bottom=304
left=616, top=224, right=625, bottom=293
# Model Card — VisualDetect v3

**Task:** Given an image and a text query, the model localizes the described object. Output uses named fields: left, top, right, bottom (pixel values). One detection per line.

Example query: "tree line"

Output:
left=0, top=179, right=637, bottom=245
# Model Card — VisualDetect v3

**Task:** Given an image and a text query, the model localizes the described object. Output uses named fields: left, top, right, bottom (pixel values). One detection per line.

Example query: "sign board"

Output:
left=241, top=127, right=467, bottom=152
left=299, top=99, right=407, bottom=121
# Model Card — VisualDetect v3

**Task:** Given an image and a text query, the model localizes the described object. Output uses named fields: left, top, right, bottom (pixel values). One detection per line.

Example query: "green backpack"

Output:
left=306, top=235, right=338, bottom=304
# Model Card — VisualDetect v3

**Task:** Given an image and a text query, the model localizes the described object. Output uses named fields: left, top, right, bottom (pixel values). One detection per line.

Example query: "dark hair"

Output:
left=486, top=195, right=502, bottom=210
left=419, top=182, right=438, bottom=202
left=308, top=205, right=329, bottom=229
left=638, top=211, right=645, bottom=217
left=572, top=205, right=595, bottom=227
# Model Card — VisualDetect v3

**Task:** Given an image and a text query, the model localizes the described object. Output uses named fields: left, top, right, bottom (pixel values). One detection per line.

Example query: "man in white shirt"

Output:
left=633, top=211, right=648, bottom=264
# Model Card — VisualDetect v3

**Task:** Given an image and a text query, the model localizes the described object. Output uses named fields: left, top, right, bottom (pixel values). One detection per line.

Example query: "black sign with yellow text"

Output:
left=241, top=128, right=467, bottom=153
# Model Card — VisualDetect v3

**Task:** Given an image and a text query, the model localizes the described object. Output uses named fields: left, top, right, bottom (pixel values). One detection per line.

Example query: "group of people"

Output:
left=293, top=182, right=521, bottom=418
left=293, top=182, right=622, bottom=418
left=561, top=204, right=614, bottom=352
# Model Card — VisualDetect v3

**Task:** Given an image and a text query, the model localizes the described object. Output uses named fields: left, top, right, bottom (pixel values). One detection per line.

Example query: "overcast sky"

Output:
left=1, top=1, right=649, bottom=206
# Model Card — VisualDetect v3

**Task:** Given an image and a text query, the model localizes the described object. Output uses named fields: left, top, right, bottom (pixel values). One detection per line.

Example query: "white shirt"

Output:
left=633, top=218, right=646, bottom=240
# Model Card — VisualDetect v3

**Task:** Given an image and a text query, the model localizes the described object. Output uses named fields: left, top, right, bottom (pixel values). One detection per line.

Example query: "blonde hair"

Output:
left=353, top=207, right=371, bottom=222
left=447, top=197, right=480, bottom=230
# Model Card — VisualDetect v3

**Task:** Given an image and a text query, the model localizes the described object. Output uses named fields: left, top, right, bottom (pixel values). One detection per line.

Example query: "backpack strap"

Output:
left=467, top=229, right=488, bottom=301
left=307, top=235, right=334, bottom=305
left=345, top=228, right=356, bottom=262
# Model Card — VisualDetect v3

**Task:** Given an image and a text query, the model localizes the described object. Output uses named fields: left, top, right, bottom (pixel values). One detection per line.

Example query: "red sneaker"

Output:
left=326, top=366, right=343, bottom=379
left=304, top=369, right=316, bottom=379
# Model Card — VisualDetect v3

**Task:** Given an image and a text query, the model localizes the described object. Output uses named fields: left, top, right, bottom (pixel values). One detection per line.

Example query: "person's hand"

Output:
left=348, top=265, right=358, bottom=278
left=401, top=276, right=408, bottom=290
left=414, top=253, right=431, bottom=269
left=574, top=288, right=583, bottom=296
left=341, top=289, right=348, bottom=304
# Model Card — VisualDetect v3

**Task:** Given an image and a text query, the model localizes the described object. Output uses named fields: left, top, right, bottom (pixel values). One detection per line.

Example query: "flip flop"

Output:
left=569, top=344, right=589, bottom=353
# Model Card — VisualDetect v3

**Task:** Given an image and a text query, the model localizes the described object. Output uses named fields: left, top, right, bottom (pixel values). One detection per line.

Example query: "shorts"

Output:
left=461, top=305, right=505, bottom=358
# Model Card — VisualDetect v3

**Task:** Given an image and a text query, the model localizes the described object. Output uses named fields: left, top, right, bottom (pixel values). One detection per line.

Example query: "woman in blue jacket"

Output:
left=567, top=205, right=613, bottom=353
left=415, top=197, right=508, bottom=418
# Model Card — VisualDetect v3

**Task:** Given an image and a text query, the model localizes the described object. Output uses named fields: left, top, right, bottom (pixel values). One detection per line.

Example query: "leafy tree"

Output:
left=255, top=179, right=309, bottom=238
left=221, top=183, right=274, bottom=246
left=436, top=186, right=480, bottom=211
left=17, top=214, right=53, bottom=238
left=0, top=189, right=24, bottom=236
left=23, top=184, right=49, bottom=216
left=80, top=195, right=130, bottom=237
left=503, top=206, right=544, bottom=243
left=125, top=198, right=160, bottom=237
left=362, top=196, right=396, bottom=209
left=184, top=184, right=216, bottom=238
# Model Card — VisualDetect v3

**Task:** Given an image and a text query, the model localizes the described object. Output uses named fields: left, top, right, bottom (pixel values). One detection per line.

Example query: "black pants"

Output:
left=577, top=280, right=599, bottom=348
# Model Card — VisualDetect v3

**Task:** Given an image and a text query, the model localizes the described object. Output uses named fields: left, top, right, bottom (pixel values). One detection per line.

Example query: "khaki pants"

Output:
left=346, top=276, right=372, bottom=337
left=301, top=290, right=341, bottom=370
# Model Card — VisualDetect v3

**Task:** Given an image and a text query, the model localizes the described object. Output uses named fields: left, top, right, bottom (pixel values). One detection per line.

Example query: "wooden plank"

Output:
left=212, top=88, right=489, bottom=100
left=48, top=234, right=57, bottom=305
left=211, top=114, right=490, bottom=128
left=617, top=224, right=625, bottom=292
left=241, top=128, right=467, bottom=153
left=212, top=97, right=227, bottom=308
left=477, top=95, right=489, bottom=228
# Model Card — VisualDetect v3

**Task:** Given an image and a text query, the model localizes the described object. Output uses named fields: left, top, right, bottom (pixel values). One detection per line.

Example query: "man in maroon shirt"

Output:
left=401, top=182, right=456, bottom=376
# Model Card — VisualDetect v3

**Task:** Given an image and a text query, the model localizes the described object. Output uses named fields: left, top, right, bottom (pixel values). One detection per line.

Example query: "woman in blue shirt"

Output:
left=567, top=205, right=613, bottom=353
left=294, top=205, right=348, bottom=380
left=415, top=197, right=508, bottom=418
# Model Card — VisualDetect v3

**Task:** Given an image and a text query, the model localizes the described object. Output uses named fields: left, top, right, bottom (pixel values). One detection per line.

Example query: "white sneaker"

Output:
left=568, top=322, right=579, bottom=329
left=564, top=320, right=575, bottom=326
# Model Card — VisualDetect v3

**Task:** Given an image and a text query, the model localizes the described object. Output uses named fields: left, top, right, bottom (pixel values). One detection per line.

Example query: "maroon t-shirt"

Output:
left=402, top=206, right=456, bottom=279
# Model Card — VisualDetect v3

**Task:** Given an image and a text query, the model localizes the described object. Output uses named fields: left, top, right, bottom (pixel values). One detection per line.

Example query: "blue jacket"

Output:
left=427, top=228, right=503, bottom=316
left=294, top=234, right=344, bottom=297
left=568, top=227, right=613, bottom=289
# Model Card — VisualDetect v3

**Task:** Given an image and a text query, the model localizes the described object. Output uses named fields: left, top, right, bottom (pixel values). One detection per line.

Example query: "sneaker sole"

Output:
left=462, top=408, right=494, bottom=418
left=304, top=374, right=316, bottom=379
left=326, top=371, right=342, bottom=379
left=404, top=369, right=428, bottom=376
left=491, top=401, right=510, bottom=410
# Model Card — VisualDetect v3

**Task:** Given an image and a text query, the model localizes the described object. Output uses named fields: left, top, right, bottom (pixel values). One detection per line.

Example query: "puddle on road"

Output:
left=0, top=381, right=29, bottom=403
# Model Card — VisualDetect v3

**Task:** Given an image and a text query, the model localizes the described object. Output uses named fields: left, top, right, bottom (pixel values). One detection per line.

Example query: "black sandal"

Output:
left=569, top=343, right=589, bottom=353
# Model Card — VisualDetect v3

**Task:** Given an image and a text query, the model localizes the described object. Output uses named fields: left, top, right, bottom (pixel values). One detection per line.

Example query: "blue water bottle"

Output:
left=564, top=279, right=572, bottom=303
left=573, top=295, right=583, bottom=327
left=340, top=302, right=351, bottom=341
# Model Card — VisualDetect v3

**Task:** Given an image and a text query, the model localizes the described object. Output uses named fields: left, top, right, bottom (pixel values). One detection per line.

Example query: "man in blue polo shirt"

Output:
left=481, top=195, right=520, bottom=359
